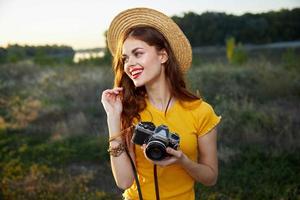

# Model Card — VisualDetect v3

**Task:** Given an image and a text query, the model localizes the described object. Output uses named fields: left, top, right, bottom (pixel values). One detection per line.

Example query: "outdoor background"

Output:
left=0, top=0, right=299, bottom=199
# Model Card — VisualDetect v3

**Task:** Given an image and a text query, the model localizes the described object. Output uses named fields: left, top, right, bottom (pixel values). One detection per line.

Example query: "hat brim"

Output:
left=107, top=7, right=192, bottom=72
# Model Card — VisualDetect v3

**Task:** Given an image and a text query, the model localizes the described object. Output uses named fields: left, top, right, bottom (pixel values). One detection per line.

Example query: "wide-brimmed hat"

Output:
left=107, top=7, right=192, bottom=72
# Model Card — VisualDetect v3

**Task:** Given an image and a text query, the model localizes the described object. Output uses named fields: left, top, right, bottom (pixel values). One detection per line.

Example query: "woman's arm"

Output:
left=101, top=88, right=135, bottom=189
left=107, top=115, right=135, bottom=189
left=180, top=127, right=218, bottom=185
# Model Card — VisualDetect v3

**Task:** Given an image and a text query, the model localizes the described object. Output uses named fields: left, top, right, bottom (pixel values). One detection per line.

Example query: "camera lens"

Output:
left=145, top=141, right=166, bottom=161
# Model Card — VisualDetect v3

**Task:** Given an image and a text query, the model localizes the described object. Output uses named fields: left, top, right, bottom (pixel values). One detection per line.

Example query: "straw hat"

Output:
left=107, top=7, right=192, bottom=72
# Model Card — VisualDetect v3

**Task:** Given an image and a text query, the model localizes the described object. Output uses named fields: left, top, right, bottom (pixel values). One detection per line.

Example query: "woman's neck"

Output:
left=145, top=79, right=172, bottom=111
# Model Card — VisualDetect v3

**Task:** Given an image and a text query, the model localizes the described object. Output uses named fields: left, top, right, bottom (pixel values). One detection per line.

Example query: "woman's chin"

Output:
left=132, top=80, right=145, bottom=87
left=133, top=82, right=144, bottom=87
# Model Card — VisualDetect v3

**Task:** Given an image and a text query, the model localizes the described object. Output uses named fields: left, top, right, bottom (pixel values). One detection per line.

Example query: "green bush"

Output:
left=226, top=37, right=248, bottom=65
left=282, top=48, right=300, bottom=71
left=232, top=44, right=248, bottom=65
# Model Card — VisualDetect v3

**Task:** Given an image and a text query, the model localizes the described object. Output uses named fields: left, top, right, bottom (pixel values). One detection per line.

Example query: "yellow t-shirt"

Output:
left=123, top=99, right=221, bottom=200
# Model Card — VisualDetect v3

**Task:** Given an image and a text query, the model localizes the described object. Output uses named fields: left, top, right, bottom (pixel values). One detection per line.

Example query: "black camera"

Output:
left=131, top=122, right=180, bottom=161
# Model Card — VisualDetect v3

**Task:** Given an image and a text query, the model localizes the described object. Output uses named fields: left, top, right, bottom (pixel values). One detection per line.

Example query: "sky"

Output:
left=0, top=0, right=299, bottom=50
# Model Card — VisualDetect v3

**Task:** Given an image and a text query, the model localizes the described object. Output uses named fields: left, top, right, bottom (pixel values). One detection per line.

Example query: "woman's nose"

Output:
left=127, top=56, right=136, bottom=66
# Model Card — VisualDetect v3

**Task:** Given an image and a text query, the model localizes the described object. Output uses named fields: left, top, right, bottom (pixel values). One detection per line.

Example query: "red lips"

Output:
left=129, top=66, right=144, bottom=79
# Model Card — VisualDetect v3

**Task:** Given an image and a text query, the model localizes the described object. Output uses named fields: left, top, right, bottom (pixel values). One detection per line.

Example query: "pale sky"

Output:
left=0, top=0, right=299, bottom=50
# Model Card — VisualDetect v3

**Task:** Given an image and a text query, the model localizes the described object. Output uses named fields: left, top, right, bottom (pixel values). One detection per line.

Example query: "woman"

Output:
left=101, top=7, right=221, bottom=200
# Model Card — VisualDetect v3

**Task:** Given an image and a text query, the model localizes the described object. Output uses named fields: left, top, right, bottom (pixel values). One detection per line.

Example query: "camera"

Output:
left=131, top=122, right=180, bottom=161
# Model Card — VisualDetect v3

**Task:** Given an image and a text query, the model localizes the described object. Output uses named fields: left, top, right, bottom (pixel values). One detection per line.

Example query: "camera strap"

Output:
left=125, top=148, right=161, bottom=200
left=125, top=148, right=144, bottom=200
left=164, top=96, right=172, bottom=117
left=154, top=164, right=160, bottom=200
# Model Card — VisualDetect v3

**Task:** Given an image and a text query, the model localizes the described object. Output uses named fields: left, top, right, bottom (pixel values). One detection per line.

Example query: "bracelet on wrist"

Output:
left=107, top=142, right=126, bottom=157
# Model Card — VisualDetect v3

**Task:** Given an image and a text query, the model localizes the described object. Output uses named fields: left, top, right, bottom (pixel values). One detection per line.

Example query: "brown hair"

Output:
left=112, top=26, right=200, bottom=147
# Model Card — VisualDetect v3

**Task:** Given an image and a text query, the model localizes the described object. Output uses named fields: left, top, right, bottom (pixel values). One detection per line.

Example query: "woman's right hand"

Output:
left=101, top=87, right=123, bottom=117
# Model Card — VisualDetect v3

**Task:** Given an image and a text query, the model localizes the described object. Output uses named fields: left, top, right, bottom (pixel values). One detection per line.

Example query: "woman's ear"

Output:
left=159, top=49, right=168, bottom=64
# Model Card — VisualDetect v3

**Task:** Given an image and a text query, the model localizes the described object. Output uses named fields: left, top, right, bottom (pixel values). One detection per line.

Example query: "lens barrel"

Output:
left=145, top=141, right=167, bottom=161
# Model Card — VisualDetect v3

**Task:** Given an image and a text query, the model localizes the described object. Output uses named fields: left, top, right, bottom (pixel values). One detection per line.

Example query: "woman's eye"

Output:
left=135, top=52, right=143, bottom=57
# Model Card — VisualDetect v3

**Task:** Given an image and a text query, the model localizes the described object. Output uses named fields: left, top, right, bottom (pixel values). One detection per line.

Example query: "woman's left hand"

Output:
left=141, top=145, right=187, bottom=166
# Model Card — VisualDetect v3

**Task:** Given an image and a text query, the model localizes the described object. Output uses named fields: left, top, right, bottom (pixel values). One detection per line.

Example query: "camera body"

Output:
left=132, top=122, right=180, bottom=161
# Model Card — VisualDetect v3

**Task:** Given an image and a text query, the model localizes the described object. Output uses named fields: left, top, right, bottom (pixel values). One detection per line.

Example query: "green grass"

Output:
left=1, top=132, right=299, bottom=199
left=0, top=57, right=299, bottom=199
left=0, top=131, right=109, bottom=167
left=0, top=131, right=119, bottom=199
left=196, top=147, right=300, bottom=200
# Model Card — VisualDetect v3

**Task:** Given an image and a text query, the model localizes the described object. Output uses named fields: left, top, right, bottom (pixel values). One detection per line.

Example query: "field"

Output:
left=0, top=51, right=299, bottom=199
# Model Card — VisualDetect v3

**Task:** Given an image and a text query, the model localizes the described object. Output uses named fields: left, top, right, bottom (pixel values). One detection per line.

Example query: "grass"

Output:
left=1, top=132, right=299, bottom=199
left=196, top=147, right=300, bottom=200
left=0, top=131, right=108, bottom=166
left=0, top=131, right=120, bottom=199
left=0, top=54, right=299, bottom=199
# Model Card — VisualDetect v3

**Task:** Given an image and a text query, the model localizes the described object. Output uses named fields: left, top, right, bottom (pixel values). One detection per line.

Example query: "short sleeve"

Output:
left=196, top=101, right=221, bottom=137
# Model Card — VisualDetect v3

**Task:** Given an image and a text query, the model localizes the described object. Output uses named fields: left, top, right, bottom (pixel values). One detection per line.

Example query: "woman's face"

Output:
left=122, top=37, right=167, bottom=87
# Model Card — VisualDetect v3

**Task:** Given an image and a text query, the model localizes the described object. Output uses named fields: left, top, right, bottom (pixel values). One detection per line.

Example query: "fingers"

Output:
left=111, top=87, right=123, bottom=95
left=166, top=147, right=181, bottom=157
left=101, top=87, right=123, bottom=101
left=102, top=87, right=123, bottom=96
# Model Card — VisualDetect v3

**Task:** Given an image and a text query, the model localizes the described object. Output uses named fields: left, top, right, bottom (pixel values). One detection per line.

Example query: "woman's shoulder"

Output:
left=179, top=99, right=221, bottom=135
left=179, top=98, right=214, bottom=112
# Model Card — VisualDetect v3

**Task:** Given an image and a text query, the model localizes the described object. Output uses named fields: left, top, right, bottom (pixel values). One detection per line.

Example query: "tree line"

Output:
left=0, top=8, right=298, bottom=65
left=0, top=44, right=74, bottom=65
left=172, top=8, right=300, bottom=46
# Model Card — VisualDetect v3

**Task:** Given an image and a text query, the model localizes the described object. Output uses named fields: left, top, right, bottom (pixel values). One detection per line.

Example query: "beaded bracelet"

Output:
left=107, top=142, right=126, bottom=157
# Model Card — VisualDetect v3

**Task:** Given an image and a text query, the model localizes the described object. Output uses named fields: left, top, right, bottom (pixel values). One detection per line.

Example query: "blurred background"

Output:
left=0, top=0, right=299, bottom=199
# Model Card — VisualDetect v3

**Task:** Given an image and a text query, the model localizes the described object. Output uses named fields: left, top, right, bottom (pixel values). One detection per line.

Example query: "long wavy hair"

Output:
left=112, top=26, right=200, bottom=147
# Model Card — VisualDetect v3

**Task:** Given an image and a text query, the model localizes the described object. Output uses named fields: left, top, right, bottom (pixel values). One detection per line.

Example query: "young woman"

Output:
left=101, top=7, right=221, bottom=200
